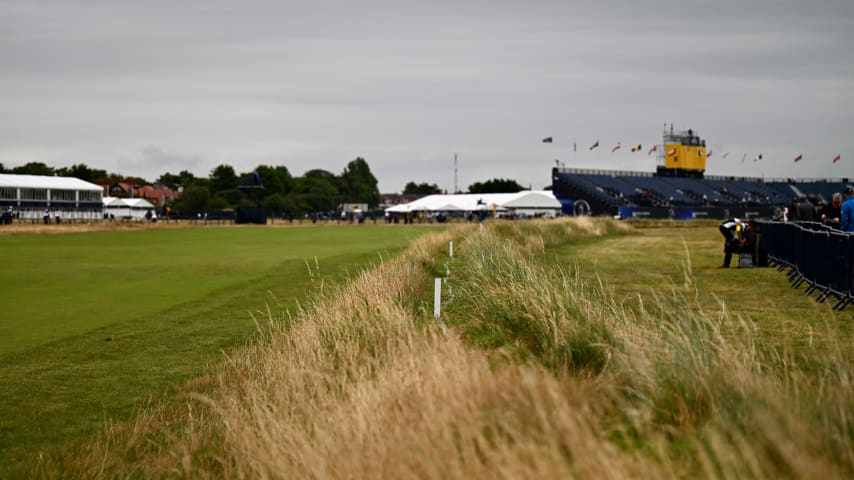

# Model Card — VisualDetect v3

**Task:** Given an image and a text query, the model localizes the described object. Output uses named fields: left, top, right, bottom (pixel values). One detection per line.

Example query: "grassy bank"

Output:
left=35, top=219, right=853, bottom=478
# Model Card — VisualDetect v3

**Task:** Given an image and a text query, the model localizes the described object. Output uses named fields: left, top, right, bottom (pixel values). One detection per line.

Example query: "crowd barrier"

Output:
left=755, top=220, right=852, bottom=310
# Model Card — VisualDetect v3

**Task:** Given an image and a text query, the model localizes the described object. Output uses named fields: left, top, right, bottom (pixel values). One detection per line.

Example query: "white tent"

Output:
left=499, top=191, right=563, bottom=217
left=385, top=191, right=560, bottom=217
left=103, top=197, right=155, bottom=221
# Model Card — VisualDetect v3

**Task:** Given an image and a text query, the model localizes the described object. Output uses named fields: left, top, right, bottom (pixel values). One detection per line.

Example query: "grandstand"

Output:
left=0, top=173, right=103, bottom=221
left=552, top=126, right=851, bottom=219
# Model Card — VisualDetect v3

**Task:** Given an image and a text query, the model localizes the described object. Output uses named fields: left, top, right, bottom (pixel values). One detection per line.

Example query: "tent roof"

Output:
left=103, top=197, right=155, bottom=208
left=384, top=191, right=560, bottom=213
left=500, top=191, right=562, bottom=209
left=123, top=198, right=155, bottom=208
left=0, top=173, right=103, bottom=191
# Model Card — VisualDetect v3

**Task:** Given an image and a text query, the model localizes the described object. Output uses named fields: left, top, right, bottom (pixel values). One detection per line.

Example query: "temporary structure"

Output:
left=0, top=173, right=103, bottom=220
left=385, top=191, right=560, bottom=217
left=103, top=197, right=156, bottom=221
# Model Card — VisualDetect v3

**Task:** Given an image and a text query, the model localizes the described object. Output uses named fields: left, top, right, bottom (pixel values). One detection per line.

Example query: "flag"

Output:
left=573, top=141, right=577, bottom=152
left=833, top=154, right=841, bottom=163
left=611, top=143, right=622, bottom=153
left=666, top=148, right=676, bottom=157
left=542, top=137, right=553, bottom=143
left=793, top=154, right=803, bottom=163
left=706, top=150, right=713, bottom=158
left=648, top=145, right=657, bottom=155
left=589, top=140, right=599, bottom=151
left=631, top=144, right=642, bottom=152
left=723, top=152, right=730, bottom=159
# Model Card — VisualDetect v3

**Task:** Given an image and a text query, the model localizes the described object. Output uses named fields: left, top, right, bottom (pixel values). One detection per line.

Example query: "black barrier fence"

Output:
left=756, top=220, right=852, bottom=310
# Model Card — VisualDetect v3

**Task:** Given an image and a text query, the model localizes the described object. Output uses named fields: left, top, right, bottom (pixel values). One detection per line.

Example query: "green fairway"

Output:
left=0, top=224, right=440, bottom=473
left=0, top=225, right=429, bottom=355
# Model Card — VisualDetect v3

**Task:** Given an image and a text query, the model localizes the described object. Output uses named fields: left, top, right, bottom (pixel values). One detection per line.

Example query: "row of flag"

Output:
left=542, top=137, right=842, bottom=163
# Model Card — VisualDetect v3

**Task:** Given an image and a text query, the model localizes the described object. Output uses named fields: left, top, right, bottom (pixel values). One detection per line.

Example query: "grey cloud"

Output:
left=106, top=147, right=207, bottom=178
left=1, top=0, right=853, bottom=192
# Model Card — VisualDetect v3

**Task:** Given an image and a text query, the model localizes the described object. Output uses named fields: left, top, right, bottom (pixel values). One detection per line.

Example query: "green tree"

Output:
left=157, top=170, right=196, bottom=190
left=341, top=157, right=380, bottom=208
left=216, top=189, right=243, bottom=207
left=209, top=164, right=238, bottom=195
left=403, top=182, right=441, bottom=195
left=254, top=165, right=293, bottom=196
left=177, top=184, right=210, bottom=214
left=11, top=162, right=54, bottom=176
left=468, top=178, right=525, bottom=194
left=265, top=193, right=286, bottom=215
left=55, top=163, right=108, bottom=183
left=293, top=171, right=340, bottom=212
left=208, top=197, right=228, bottom=211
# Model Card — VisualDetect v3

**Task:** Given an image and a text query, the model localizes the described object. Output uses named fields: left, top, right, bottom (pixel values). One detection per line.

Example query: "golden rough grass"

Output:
left=207, top=222, right=671, bottom=479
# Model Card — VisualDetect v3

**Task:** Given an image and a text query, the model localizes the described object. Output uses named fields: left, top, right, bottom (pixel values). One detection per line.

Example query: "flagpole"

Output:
left=454, top=152, right=458, bottom=194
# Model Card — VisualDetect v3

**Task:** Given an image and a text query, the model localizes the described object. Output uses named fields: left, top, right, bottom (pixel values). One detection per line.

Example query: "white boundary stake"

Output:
left=449, top=240, right=454, bottom=258
left=434, top=277, right=448, bottom=332
left=434, top=277, right=442, bottom=319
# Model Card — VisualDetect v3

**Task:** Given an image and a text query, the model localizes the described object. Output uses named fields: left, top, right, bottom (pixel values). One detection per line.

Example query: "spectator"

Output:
left=841, top=186, right=854, bottom=232
left=787, top=198, right=799, bottom=222
left=794, top=196, right=816, bottom=221
left=820, top=193, right=842, bottom=229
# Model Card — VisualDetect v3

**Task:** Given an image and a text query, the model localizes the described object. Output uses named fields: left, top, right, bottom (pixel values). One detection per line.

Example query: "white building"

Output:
left=0, top=173, right=103, bottom=221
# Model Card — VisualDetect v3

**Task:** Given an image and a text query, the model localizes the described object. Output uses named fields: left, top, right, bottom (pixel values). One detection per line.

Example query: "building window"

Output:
left=51, top=189, right=76, bottom=202
left=79, top=191, right=102, bottom=202
left=20, top=188, right=48, bottom=201
left=0, top=187, right=16, bottom=200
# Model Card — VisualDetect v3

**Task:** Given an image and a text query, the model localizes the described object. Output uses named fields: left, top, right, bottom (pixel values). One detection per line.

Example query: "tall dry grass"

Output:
left=448, top=219, right=852, bottom=478
left=42, top=218, right=852, bottom=479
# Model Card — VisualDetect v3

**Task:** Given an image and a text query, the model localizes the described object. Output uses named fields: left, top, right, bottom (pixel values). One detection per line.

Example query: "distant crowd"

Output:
left=777, top=186, right=854, bottom=232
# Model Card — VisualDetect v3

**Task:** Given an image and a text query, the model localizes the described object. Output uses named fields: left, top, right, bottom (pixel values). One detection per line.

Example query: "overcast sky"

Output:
left=2, top=0, right=853, bottom=192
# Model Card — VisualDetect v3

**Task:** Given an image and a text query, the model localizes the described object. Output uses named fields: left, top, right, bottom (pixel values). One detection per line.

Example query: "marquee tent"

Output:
left=103, top=197, right=156, bottom=221
left=385, top=191, right=561, bottom=217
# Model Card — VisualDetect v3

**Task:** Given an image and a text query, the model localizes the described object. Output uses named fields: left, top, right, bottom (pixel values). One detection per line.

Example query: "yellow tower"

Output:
left=656, top=124, right=707, bottom=178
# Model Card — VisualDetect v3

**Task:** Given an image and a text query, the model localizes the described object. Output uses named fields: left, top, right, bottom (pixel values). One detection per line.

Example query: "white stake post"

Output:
left=449, top=240, right=453, bottom=258
left=434, top=277, right=442, bottom=319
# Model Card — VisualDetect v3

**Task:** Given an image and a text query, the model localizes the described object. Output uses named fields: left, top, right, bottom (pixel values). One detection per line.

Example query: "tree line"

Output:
left=1, top=158, right=381, bottom=216
left=1, top=160, right=531, bottom=215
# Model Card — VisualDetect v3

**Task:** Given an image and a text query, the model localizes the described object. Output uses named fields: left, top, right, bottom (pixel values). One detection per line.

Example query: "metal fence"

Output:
left=756, top=220, right=852, bottom=310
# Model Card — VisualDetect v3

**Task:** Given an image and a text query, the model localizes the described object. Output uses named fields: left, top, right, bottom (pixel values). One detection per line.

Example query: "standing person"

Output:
left=821, top=192, right=843, bottom=229
left=795, top=196, right=817, bottom=222
left=841, top=186, right=854, bottom=232
left=718, top=218, right=744, bottom=268
left=786, top=198, right=800, bottom=222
